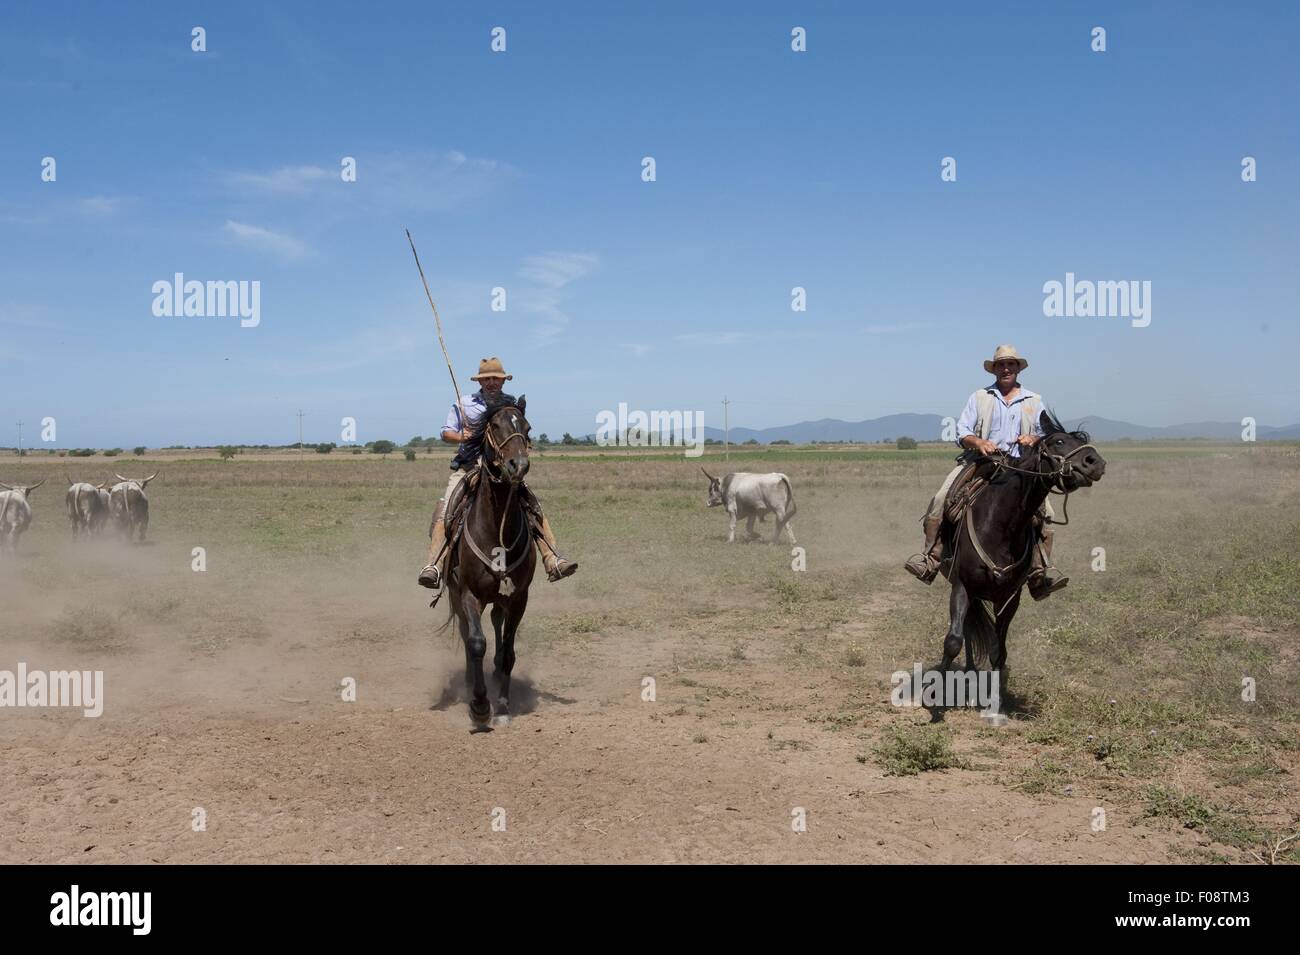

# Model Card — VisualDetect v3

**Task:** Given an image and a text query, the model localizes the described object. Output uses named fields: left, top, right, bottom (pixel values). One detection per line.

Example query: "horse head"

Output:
left=477, top=393, right=531, bottom=484
left=1035, top=410, right=1105, bottom=491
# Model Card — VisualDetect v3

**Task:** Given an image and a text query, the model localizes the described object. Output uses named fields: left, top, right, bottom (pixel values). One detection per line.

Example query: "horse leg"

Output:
left=493, top=592, right=527, bottom=726
left=457, top=589, right=491, bottom=728
left=993, top=591, right=1020, bottom=673
left=490, top=603, right=509, bottom=724
left=941, top=578, right=970, bottom=672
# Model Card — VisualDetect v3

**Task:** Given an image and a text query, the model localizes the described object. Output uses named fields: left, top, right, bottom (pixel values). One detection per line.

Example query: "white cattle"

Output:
left=702, top=468, right=797, bottom=544
left=108, top=472, right=158, bottom=543
left=0, top=480, right=45, bottom=552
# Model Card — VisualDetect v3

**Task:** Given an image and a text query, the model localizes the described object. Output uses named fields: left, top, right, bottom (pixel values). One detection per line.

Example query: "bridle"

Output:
left=468, top=405, right=532, bottom=583
left=986, top=436, right=1099, bottom=527
left=481, top=407, right=530, bottom=485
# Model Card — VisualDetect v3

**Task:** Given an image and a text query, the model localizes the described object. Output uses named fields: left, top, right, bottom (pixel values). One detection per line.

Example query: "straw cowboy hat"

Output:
left=470, top=356, right=513, bottom=381
left=983, top=344, right=1029, bottom=374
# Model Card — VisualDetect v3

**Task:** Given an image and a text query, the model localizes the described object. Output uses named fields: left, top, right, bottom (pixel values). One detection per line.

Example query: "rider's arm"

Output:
left=955, top=394, right=995, bottom=454
left=441, top=402, right=466, bottom=444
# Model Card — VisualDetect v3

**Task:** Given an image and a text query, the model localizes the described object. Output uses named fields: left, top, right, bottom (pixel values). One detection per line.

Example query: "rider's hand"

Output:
left=975, top=438, right=999, bottom=456
left=1016, top=434, right=1039, bottom=447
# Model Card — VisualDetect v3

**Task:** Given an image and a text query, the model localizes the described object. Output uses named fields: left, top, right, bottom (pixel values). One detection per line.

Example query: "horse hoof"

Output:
left=469, top=702, right=492, bottom=726
left=493, top=713, right=511, bottom=728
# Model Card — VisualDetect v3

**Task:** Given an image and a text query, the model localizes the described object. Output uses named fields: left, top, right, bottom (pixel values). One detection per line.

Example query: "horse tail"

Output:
left=962, top=599, right=998, bottom=670
left=780, top=475, right=796, bottom=518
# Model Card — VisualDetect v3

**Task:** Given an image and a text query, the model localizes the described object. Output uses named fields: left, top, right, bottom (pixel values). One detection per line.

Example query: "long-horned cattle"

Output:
left=108, top=472, right=158, bottom=543
left=0, top=479, right=45, bottom=552
left=66, top=476, right=110, bottom=538
left=701, top=468, right=797, bottom=544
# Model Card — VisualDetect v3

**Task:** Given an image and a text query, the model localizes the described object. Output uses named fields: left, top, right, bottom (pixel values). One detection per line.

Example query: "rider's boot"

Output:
left=534, top=513, right=578, bottom=582
left=418, top=499, right=448, bottom=590
left=1027, top=525, right=1068, bottom=601
left=904, top=515, right=945, bottom=584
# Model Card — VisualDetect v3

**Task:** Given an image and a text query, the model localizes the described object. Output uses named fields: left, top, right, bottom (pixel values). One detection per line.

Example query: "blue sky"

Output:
left=2, top=1, right=1297, bottom=447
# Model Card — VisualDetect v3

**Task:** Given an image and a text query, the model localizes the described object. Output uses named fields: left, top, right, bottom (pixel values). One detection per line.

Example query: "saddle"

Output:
left=943, top=460, right=988, bottom=526
left=441, top=466, right=540, bottom=584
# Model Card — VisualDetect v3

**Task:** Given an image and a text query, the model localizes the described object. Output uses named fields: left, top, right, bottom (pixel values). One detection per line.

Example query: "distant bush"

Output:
left=69, top=448, right=95, bottom=457
left=403, top=448, right=416, bottom=462
left=315, top=443, right=335, bottom=454
left=217, top=446, right=237, bottom=461
left=103, top=448, right=122, bottom=457
left=771, top=439, right=791, bottom=445
left=743, top=438, right=759, bottom=445
left=351, top=447, right=362, bottom=455
left=370, top=439, right=397, bottom=456
left=896, top=436, right=918, bottom=450
left=132, top=446, right=147, bottom=456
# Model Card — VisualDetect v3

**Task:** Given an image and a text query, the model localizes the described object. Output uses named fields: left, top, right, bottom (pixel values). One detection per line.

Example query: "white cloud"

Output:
left=676, top=331, right=744, bottom=346
left=77, top=196, right=128, bottom=216
left=223, top=151, right=517, bottom=212
left=225, top=165, right=331, bottom=195
left=863, top=322, right=933, bottom=335
left=514, top=252, right=599, bottom=341
left=222, top=220, right=312, bottom=262
left=520, top=252, right=598, bottom=288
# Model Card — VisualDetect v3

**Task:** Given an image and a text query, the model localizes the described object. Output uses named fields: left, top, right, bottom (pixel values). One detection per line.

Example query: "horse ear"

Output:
left=1039, top=409, right=1058, bottom=435
left=516, top=394, right=526, bottom=417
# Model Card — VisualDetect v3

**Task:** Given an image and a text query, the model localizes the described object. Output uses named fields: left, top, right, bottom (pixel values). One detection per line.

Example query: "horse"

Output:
left=441, top=393, right=537, bottom=730
left=938, top=410, right=1106, bottom=686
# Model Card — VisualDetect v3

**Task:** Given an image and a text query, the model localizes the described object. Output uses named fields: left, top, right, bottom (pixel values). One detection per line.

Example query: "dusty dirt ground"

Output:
left=1, top=448, right=1295, bottom=863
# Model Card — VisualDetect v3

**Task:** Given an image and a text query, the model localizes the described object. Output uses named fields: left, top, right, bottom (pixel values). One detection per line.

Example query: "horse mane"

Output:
left=1041, top=407, right=1091, bottom=443
left=468, top=391, right=523, bottom=439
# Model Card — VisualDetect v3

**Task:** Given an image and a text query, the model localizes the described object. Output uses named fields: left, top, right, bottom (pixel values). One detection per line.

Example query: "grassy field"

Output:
left=1, top=441, right=1296, bottom=862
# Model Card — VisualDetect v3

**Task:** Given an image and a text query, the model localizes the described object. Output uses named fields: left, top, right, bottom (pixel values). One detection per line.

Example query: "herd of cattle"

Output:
left=0, top=473, right=158, bottom=551
left=2, top=465, right=791, bottom=552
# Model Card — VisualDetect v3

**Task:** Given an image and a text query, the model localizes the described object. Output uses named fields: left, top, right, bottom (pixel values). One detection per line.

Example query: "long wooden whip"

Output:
left=405, top=229, right=467, bottom=430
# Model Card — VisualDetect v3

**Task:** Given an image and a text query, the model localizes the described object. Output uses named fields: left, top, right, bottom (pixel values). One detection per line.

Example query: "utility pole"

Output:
left=722, top=397, right=730, bottom=461
left=297, top=410, right=305, bottom=455
left=15, top=420, right=22, bottom=464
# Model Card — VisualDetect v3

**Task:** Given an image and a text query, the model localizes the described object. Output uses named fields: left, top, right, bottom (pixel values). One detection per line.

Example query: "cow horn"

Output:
left=700, top=466, right=717, bottom=482
left=115, top=473, right=130, bottom=483
left=0, top=482, right=11, bottom=491
left=141, top=471, right=159, bottom=486
left=26, top=479, right=44, bottom=492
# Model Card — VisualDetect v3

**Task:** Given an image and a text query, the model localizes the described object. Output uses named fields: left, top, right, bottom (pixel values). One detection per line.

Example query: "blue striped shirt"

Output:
left=955, top=385, right=1045, bottom=458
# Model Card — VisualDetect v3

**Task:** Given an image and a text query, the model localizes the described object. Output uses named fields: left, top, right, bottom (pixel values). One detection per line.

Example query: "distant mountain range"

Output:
left=699, top=414, right=1300, bottom=444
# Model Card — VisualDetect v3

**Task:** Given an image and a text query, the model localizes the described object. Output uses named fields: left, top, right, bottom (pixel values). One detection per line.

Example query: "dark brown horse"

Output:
left=939, top=411, right=1105, bottom=684
left=442, top=393, right=537, bottom=730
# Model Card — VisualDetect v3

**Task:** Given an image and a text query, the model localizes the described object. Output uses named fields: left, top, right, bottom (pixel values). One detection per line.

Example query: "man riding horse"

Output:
left=418, top=356, right=577, bottom=592
left=905, top=344, right=1067, bottom=601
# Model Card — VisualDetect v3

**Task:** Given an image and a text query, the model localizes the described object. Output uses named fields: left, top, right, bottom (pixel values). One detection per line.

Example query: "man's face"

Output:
left=993, top=359, right=1020, bottom=387
left=479, top=376, right=505, bottom=394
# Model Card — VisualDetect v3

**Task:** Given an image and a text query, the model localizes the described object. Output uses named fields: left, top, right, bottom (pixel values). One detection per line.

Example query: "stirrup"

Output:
left=417, top=562, right=442, bottom=591
left=1027, top=572, right=1068, bottom=601
left=546, top=558, right=578, bottom=583
left=904, top=553, right=940, bottom=584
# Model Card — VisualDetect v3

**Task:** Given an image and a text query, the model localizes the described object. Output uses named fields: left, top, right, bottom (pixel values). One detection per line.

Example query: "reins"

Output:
left=959, top=436, right=1096, bottom=595
left=461, top=406, right=532, bottom=581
